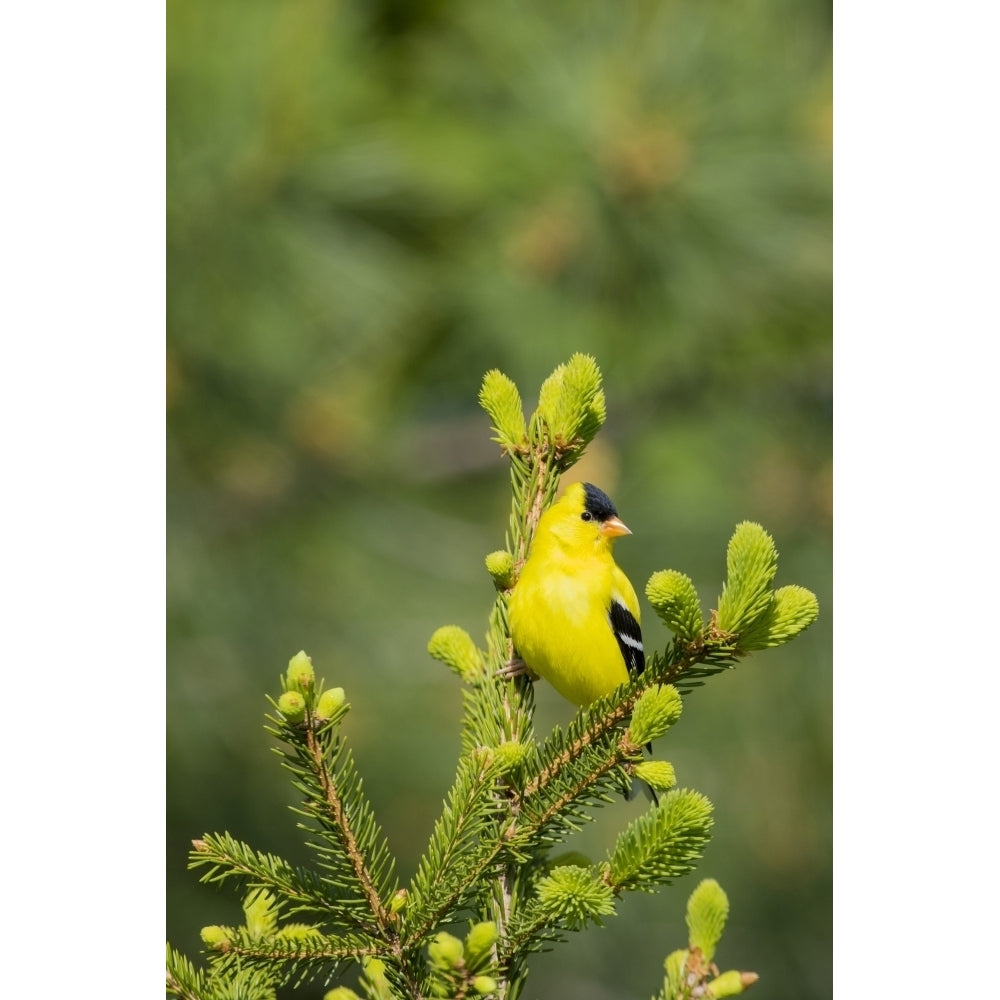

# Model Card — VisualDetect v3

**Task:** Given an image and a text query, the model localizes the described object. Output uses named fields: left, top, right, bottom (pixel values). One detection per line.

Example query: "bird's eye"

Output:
left=580, top=511, right=593, bottom=522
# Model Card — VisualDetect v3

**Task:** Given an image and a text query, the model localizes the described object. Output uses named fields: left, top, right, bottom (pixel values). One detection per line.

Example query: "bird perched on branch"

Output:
left=507, top=481, right=645, bottom=710
left=506, top=481, right=653, bottom=800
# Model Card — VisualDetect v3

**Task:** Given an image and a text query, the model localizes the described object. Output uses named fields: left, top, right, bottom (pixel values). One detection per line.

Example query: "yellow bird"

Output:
left=508, top=481, right=645, bottom=707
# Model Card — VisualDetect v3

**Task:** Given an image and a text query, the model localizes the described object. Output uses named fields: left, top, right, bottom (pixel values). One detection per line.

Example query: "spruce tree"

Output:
left=167, top=355, right=818, bottom=1000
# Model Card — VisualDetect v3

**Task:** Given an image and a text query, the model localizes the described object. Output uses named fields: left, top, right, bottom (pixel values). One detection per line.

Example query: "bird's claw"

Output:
left=496, top=657, right=537, bottom=681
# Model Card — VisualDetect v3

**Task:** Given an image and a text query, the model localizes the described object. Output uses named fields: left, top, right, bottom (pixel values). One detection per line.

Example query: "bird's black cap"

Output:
left=582, top=483, right=619, bottom=522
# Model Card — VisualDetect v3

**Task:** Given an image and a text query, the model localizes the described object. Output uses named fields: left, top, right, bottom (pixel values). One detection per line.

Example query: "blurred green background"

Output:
left=167, top=1, right=830, bottom=997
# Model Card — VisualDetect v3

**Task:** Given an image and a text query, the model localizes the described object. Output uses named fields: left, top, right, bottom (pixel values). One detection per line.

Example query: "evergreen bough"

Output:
left=167, top=354, right=819, bottom=1000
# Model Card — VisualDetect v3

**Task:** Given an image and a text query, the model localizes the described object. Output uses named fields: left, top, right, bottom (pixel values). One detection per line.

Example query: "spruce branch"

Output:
left=606, top=789, right=714, bottom=893
left=716, top=522, right=778, bottom=636
left=423, top=923, right=502, bottom=999
left=265, top=706, right=399, bottom=938
left=403, top=750, right=506, bottom=941
left=208, top=929, right=378, bottom=988
left=532, top=352, right=606, bottom=466
left=189, top=833, right=350, bottom=922
left=480, top=370, right=528, bottom=456
left=736, top=585, right=820, bottom=652
left=474, top=360, right=602, bottom=999
left=686, top=878, right=729, bottom=964
left=428, top=626, right=485, bottom=682
left=634, top=760, right=677, bottom=795
left=647, top=571, right=704, bottom=643
left=516, top=645, right=727, bottom=813
left=499, top=864, right=617, bottom=962
left=302, top=720, right=397, bottom=934
left=655, top=879, right=758, bottom=1000
left=516, top=733, right=634, bottom=844
left=166, top=943, right=208, bottom=1000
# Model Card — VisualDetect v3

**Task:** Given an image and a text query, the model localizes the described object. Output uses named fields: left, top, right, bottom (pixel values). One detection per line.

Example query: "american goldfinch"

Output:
left=508, top=481, right=645, bottom=708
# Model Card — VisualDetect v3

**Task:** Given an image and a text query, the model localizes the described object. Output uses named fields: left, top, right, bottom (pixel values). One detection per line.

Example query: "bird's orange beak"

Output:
left=601, top=516, right=632, bottom=538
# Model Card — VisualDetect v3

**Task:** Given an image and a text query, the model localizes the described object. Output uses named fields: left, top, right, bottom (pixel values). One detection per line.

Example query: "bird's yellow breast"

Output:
left=508, top=550, right=630, bottom=707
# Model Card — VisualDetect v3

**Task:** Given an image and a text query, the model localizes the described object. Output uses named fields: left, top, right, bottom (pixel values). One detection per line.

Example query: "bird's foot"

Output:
left=496, top=657, right=537, bottom=681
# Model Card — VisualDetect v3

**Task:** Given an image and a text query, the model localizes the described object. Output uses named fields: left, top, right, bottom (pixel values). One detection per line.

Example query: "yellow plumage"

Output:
left=508, top=482, right=644, bottom=707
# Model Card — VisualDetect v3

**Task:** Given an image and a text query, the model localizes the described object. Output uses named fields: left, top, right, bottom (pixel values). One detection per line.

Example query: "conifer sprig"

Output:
left=166, top=943, right=207, bottom=1000
left=654, top=879, right=759, bottom=1000
left=606, top=790, right=714, bottom=893
left=403, top=751, right=506, bottom=941
left=188, top=832, right=348, bottom=922
left=516, top=730, right=634, bottom=843
left=208, top=929, right=377, bottom=985
left=500, top=864, right=618, bottom=961
left=304, top=721, right=398, bottom=932
left=265, top=707, right=398, bottom=937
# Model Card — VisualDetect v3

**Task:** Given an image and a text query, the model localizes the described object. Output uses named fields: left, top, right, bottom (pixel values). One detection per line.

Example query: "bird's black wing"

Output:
left=609, top=599, right=645, bottom=678
left=609, top=598, right=655, bottom=799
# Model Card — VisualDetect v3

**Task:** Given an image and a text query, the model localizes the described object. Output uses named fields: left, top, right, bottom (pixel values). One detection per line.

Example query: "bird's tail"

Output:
left=627, top=777, right=659, bottom=805
left=626, top=742, right=659, bottom=805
